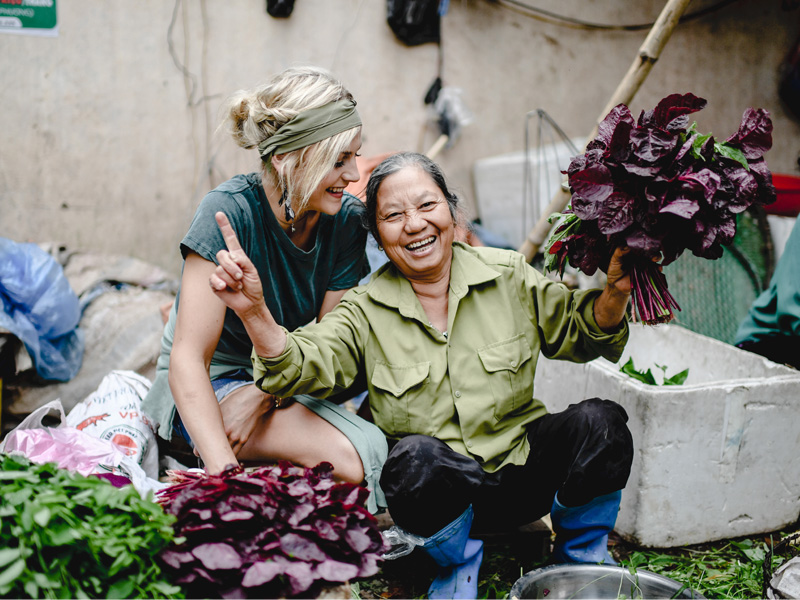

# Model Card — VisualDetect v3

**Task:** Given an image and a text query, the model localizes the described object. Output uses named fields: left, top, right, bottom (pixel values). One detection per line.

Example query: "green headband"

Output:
left=257, top=98, right=361, bottom=163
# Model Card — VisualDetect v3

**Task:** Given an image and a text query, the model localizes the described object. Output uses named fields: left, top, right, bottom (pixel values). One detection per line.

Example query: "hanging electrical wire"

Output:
left=493, top=0, right=741, bottom=31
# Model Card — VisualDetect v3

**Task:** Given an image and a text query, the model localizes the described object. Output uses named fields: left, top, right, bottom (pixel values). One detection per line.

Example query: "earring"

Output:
left=278, top=188, right=295, bottom=232
left=284, top=202, right=295, bottom=228
left=283, top=202, right=294, bottom=233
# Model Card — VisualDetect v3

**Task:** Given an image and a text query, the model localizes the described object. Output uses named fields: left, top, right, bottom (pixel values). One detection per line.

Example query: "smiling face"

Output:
left=303, top=130, right=362, bottom=216
left=375, top=165, right=456, bottom=283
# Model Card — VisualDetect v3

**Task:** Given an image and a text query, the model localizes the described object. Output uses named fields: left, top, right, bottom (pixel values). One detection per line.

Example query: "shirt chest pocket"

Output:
left=370, top=361, right=433, bottom=436
left=477, top=334, right=533, bottom=421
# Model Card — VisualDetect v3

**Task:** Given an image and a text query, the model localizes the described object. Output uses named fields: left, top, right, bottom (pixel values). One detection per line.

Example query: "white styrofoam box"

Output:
left=472, top=138, right=584, bottom=250
left=533, top=323, right=800, bottom=548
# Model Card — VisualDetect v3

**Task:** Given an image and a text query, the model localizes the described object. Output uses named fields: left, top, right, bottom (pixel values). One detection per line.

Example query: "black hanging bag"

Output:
left=387, top=0, right=441, bottom=46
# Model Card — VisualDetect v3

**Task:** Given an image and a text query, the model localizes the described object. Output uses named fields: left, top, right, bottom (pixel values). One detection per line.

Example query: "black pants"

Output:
left=736, top=336, right=800, bottom=369
left=380, top=398, right=634, bottom=537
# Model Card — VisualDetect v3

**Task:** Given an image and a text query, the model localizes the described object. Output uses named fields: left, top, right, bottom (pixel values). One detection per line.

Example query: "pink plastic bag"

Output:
left=0, top=399, right=165, bottom=495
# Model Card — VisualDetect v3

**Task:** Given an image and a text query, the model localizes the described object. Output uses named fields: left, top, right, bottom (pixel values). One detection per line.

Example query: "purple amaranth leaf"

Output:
left=344, top=528, right=374, bottom=554
left=566, top=233, right=607, bottom=275
left=309, top=518, right=339, bottom=542
left=566, top=154, right=587, bottom=176
left=569, top=163, right=615, bottom=207
left=651, top=93, right=707, bottom=131
left=659, top=198, right=700, bottom=219
left=192, top=542, right=244, bottom=571
left=622, top=160, right=662, bottom=178
left=285, top=501, right=315, bottom=526
left=630, top=126, right=679, bottom=164
left=179, top=522, right=219, bottom=533
left=722, top=167, right=759, bottom=213
left=230, top=495, right=263, bottom=512
left=314, top=559, right=360, bottom=583
left=159, top=550, right=196, bottom=570
left=571, top=194, right=602, bottom=221
left=286, top=479, right=315, bottom=498
left=280, top=533, right=328, bottom=562
left=338, top=485, right=370, bottom=508
left=597, top=191, right=635, bottom=234
left=678, top=168, right=721, bottom=201
left=672, top=136, right=695, bottom=164
left=285, top=560, right=315, bottom=596
left=357, top=553, right=383, bottom=578
left=748, top=158, right=778, bottom=205
left=220, top=510, right=255, bottom=522
left=698, top=135, right=716, bottom=161
left=242, top=560, right=282, bottom=588
left=644, top=182, right=669, bottom=207
left=595, top=104, right=635, bottom=149
left=178, top=566, right=219, bottom=585
left=624, top=227, right=663, bottom=255
left=187, top=508, right=214, bottom=521
left=725, top=107, right=773, bottom=160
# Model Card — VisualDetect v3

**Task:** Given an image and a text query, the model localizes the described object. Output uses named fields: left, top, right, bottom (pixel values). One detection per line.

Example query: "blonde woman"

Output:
left=142, top=66, right=387, bottom=513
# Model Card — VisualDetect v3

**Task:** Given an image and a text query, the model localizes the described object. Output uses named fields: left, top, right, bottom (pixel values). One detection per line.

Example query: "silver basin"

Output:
left=510, top=564, right=706, bottom=599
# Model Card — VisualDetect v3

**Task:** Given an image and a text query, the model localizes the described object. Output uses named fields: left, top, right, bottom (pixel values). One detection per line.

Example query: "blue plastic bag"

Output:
left=0, top=237, right=84, bottom=381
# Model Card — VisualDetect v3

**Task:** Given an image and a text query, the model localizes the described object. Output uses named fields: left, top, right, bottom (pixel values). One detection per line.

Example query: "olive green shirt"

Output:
left=253, top=243, right=629, bottom=473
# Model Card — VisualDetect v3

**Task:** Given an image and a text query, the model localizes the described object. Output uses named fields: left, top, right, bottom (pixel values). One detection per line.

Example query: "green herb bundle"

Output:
left=0, top=454, right=183, bottom=599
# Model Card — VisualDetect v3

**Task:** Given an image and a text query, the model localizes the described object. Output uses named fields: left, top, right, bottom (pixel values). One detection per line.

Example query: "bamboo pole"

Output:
left=517, top=0, right=695, bottom=262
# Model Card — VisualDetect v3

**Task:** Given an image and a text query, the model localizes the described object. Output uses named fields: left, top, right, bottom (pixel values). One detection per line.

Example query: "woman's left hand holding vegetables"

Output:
left=594, top=246, right=634, bottom=332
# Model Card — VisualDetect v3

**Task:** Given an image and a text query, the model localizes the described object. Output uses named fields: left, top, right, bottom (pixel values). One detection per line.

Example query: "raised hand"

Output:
left=210, top=212, right=265, bottom=317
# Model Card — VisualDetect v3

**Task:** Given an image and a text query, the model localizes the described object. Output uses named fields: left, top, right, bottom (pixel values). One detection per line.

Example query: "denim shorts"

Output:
left=172, top=369, right=252, bottom=447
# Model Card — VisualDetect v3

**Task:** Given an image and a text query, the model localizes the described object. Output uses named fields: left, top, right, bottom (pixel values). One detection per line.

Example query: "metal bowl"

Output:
left=510, top=564, right=706, bottom=599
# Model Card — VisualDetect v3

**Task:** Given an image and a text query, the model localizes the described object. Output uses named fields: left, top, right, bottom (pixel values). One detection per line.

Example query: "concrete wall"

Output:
left=2, top=0, right=799, bottom=275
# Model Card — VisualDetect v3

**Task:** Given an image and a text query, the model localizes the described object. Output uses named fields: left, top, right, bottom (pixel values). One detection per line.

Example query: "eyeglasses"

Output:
left=377, top=198, right=446, bottom=225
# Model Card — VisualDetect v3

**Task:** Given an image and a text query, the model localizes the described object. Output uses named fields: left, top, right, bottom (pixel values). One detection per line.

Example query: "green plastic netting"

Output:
left=663, top=209, right=773, bottom=344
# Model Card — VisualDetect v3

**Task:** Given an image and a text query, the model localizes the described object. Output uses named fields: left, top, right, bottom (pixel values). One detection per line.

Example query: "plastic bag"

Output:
left=381, top=525, right=427, bottom=559
left=386, top=0, right=443, bottom=46
left=0, top=399, right=165, bottom=495
left=267, top=0, right=294, bottom=18
left=768, top=556, right=800, bottom=599
left=65, top=370, right=159, bottom=479
left=0, top=237, right=84, bottom=381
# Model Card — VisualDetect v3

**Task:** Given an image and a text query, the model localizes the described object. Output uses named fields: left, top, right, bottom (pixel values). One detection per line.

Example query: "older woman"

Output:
left=211, top=152, right=635, bottom=599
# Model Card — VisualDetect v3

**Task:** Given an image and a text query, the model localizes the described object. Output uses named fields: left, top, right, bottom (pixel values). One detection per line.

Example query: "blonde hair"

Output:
left=222, top=66, right=361, bottom=213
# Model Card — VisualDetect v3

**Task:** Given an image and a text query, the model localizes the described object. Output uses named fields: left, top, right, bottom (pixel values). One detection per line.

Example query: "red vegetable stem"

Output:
left=629, top=261, right=681, bottom=325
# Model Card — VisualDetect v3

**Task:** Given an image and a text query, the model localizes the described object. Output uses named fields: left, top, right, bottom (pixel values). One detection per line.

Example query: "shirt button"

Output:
left=454, top=390, right=461, bottom=398
left=510, top=360, right=517, bottom=367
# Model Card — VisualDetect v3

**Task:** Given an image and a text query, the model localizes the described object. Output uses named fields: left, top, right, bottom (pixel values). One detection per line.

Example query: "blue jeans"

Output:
left=172, top=369, right=252, bottom=447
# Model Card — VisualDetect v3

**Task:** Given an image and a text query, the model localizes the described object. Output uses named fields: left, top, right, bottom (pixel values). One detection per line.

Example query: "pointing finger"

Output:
left=215, top=212, right=243, bottom=253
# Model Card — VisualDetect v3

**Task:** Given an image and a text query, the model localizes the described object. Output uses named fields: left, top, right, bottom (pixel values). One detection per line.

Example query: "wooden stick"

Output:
left=426, top=133, right=450, bottom=159
left=517, top=0, right=694, bottom=262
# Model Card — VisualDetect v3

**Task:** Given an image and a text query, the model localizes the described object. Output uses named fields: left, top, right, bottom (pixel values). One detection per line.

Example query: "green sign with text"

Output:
left=0, top=0, right=57, bottom=36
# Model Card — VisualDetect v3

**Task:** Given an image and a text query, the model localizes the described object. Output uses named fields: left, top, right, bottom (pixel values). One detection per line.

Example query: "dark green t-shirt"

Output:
left=178, top=172, right=369, bottom=360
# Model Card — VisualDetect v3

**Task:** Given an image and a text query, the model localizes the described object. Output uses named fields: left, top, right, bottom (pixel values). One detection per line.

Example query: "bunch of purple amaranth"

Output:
left=544, top=93, right=776, bottom=325
left=156, top=462, right=386, bottom=599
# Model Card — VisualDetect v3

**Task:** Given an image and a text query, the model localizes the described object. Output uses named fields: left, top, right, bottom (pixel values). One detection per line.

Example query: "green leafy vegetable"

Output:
left=620, top=357, right=689, bottom=386
left=0, top=453, right=183, bottom=599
